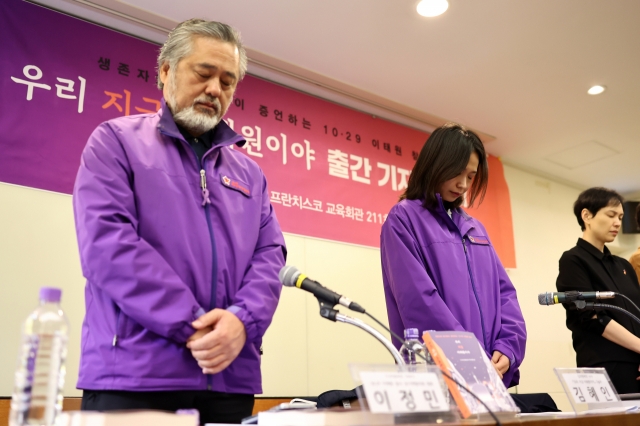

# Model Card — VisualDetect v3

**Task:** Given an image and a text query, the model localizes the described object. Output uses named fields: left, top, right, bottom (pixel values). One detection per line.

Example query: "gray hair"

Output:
left=157, top=18, right=248, bottom=89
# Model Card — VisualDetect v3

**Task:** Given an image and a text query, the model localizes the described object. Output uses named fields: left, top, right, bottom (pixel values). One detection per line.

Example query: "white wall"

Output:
left=261, top=235, right=392, bottom=397
left=0, top=184, right=84, bottom=398
left=501, top=165, right=581, bottom=411
left=2, top=165, right=633, bottom=411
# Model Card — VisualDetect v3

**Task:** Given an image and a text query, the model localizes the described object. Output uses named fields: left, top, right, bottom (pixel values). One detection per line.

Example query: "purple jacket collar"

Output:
left=431, top=193, right=476, bottom=237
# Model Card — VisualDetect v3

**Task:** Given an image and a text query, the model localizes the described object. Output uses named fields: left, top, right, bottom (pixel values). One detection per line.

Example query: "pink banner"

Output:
left=0, top=0, right=516, bottom=266
left=225, top=77, right=427, bottom=247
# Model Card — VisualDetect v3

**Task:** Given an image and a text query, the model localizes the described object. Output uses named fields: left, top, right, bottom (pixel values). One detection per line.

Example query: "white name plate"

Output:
left=360, top=371, right=450, bottom=414
left=554, top=367, right=620, bottom=412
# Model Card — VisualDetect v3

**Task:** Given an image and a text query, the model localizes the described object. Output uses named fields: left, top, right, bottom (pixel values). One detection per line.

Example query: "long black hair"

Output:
left=401, top=123, right=489, bottom=209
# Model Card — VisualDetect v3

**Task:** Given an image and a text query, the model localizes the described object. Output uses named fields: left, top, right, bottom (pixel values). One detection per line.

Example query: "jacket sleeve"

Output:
left=227, top=174, right=286, bottom=343
left=490, top=252, right=527, bottom=384
left=381, top=210, right=466, bottom=337
left=73, top=123, right=203, bottom=344
left=556, top=253, right=611, bottom=335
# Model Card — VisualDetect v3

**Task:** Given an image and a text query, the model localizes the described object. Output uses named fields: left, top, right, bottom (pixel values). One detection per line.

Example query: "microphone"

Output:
left=538, top=290, right=615, bottom=306
left=278, top=265, right=366, bottom=313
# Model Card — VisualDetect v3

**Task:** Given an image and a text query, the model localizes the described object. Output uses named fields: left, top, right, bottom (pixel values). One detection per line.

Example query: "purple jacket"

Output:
left=381, top=197, right=526, bottom=387
left=73, top=101, right=286, bottom=393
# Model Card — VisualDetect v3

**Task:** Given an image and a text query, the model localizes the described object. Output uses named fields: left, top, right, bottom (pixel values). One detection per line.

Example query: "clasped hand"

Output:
left=491, top=350, right=510, bottom=379
left=187, top=309, right=246, bottom=374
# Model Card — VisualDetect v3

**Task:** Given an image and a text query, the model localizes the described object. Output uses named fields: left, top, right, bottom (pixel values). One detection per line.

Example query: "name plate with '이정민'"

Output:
left=359, top=371, right=449, bottom=414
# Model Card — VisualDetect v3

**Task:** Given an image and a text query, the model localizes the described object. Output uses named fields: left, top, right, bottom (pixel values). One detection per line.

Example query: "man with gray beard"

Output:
left=72, top=19, right=286, bottom=424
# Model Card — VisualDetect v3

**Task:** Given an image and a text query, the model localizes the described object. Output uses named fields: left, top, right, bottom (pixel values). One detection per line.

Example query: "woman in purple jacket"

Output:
left=381, top=123, right=527, bottom=388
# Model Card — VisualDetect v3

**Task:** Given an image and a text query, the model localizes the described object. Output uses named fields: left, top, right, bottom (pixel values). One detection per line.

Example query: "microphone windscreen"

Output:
left=538, top=292, right=552, bottom=305
left=279, top=265, right=300, bottom=287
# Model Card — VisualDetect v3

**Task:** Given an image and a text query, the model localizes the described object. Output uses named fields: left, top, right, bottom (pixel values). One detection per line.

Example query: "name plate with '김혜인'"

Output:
left=555, top=367, right=620, bottom=413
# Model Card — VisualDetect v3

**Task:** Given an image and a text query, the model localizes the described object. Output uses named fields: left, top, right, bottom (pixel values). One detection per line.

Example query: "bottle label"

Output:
left=12, top=333, right=68, bottom=425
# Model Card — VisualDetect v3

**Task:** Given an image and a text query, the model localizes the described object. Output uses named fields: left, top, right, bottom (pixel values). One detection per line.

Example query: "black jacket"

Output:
left=556, top=238, right=640, bottom=366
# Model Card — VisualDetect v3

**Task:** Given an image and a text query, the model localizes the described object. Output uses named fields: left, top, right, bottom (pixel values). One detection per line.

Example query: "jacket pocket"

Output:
left=112, top=306, right=127, bottom=347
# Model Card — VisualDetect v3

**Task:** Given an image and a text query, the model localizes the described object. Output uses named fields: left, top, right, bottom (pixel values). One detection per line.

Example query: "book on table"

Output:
left=422, top=330, right=519, bottom=419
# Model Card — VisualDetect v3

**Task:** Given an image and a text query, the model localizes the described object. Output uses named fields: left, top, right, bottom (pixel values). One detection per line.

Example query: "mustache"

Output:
left=193, top=96, right=221, bottom=109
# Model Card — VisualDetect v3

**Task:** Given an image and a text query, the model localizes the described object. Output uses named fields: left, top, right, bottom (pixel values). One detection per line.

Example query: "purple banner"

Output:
left=1, top=0, right=161, bottom=194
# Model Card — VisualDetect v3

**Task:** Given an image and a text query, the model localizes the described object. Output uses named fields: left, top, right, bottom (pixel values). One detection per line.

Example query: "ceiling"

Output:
left=31, top=0, right=640, bottom=197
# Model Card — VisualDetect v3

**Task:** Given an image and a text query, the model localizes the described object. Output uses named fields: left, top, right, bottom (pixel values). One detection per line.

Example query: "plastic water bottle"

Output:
left=400, top=328, right=427, bottom=365
left=10, top=287, right=69, bottom=426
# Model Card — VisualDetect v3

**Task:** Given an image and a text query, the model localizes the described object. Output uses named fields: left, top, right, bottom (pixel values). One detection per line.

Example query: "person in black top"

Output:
left=556, top=187, right=640, bottom=394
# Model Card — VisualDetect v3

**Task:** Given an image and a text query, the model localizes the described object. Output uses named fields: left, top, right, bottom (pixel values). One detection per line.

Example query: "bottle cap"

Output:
left=404, top=328, right=419, bottom=339
left=40, top=287, right=62, bottom=303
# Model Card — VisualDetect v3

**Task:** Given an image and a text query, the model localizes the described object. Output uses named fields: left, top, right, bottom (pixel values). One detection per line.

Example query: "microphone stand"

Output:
left=570, top=300, right=640, bottom=326
left=316, top=297, right=405, bottom=365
